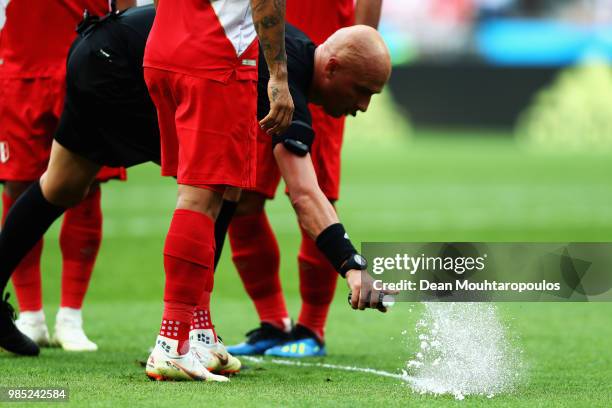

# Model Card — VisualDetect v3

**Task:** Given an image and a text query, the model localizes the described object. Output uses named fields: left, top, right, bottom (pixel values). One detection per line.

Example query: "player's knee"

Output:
left=176, top=184, right=223, bottom=219
left=40, top=173, right=90, bottom=207
left=3, top=181, right=33, bottom=199
left=235, top=191, right=266, bottom=216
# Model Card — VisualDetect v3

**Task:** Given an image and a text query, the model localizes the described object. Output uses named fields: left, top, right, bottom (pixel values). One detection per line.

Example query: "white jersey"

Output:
left=0, top=0, right=9, bottom=30
left=144, top=0, right=259, bottom=82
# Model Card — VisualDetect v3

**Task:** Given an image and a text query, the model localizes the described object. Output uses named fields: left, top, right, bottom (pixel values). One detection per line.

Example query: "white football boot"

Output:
left=15, top=310, right=50, bottom=347
left=190, top=328, right=242, bottom=375
left=51, top=307, right=97, bottom=352
left=146, top=336, right=229, bottom=382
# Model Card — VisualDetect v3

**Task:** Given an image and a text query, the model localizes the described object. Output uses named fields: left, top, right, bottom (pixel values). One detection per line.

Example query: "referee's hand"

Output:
left=260, top=76, right=294, bottom=136
left=346, top=270, right=396, bottom=313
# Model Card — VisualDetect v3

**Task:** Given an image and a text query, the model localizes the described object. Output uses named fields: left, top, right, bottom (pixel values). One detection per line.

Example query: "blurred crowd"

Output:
left=381, top=0, right=612, bottom=61
left=382, top=0, right=612, bottom=26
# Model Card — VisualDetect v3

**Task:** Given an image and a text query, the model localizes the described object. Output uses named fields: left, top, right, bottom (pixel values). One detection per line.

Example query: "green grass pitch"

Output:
left=1, top=130, right=611, bottom=407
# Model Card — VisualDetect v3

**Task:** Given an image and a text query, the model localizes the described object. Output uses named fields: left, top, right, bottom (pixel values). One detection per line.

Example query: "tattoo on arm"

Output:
left=271, top=86, right=279, bottom=102
left=354, top=0, right=383, bottom=29
left=115, top=0, right=137, bottom=11
left=251, top=0, right=288, bottom=77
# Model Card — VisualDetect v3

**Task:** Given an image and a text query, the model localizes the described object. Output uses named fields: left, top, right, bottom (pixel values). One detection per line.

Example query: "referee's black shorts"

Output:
left=55, top=7, right=160, bottom=168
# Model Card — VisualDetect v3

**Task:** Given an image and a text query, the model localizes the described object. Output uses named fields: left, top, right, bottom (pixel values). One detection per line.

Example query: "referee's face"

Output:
left=321, top=58, right=385, bottom=118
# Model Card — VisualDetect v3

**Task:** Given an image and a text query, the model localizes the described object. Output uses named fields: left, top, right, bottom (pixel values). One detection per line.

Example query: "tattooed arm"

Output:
left=355, top=0, right=383, bottom=29
left=251, top=0, right=294, bottom=136
left=115, top=0, right=137, bottom=11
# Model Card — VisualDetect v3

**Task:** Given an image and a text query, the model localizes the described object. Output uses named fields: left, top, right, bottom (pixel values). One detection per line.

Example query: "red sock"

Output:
left=162, top=209, right=215, bottom=354
left=228, top=211, right=288, bottom=330
left=3, top=191, right=44, bottom=312
left=193, top=289, right=213, bottom=329
left=191, top=290, right=217, bottom=343
left=59, top=187, right=102, bottom=309
left=297, top=227, right=338, bottom=341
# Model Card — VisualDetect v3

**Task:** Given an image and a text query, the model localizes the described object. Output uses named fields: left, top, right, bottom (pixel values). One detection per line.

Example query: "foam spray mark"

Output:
left=402, top=302, right=524, bottom=400
left=242, top=356, right=406, bottom=380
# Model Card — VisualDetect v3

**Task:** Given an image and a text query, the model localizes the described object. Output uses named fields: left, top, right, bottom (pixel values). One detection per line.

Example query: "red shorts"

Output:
left=0, top=77, right=126, bottom=182
left=144, top=68, right=257, bottom=190
left=251, top=127, right=281, bottom=199
left=309, top=104, right=345, bottom=201
left=252, top=104, right=345, bottom=200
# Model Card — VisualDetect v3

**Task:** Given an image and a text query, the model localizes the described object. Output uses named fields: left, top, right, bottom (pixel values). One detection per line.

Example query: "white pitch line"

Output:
left=242, top=356, right=409, bottom=380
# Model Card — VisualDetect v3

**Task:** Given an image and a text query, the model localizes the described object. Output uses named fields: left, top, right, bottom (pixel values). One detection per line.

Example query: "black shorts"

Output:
left=55, top=6, right=159, bottom=168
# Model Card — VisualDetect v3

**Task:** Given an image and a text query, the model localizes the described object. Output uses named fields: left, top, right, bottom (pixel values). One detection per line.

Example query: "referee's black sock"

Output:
left=0, top=182, right=65, bottom=293
left=214, top=199, right=239, bottom=270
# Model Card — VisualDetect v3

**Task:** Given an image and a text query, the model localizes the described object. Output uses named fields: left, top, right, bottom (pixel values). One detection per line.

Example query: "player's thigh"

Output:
left=144, top=68, right=179, bottom=178
left=249, top=126, right=282, bottom=200
left=173, top=74, right=257, bottom=189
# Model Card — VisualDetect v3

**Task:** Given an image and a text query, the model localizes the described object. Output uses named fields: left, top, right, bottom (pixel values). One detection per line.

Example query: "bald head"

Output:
left=324, top=25, right=391, bottom=82
left=311, top=26, right=391, bottom=118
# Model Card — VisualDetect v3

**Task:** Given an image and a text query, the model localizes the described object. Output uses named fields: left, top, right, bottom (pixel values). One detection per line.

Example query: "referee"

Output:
left=0, top=5, right=393, bottom=357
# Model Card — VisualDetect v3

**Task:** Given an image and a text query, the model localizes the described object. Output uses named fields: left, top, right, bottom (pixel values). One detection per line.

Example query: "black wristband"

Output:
left=315, top=223, right=359, bottom=278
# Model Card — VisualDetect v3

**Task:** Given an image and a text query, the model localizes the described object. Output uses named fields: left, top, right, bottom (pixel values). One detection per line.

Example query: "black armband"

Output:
left=315, top=223, right=367, bottom=278
left=272, top=120, right=314, bottom=157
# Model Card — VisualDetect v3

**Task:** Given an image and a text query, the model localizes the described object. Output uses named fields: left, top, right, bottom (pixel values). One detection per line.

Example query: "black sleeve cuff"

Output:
left=272, top=120, right=315, bottom=156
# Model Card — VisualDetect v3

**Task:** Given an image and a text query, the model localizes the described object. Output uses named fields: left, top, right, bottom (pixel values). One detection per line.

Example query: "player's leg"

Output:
left=152, top=183, right=226, bottom=380
left=0, top=142, right=101, bottom=286
left=52, top=166, right=124, bottom=352
left=190, top=274, right=241, bottom=376
left=0, top=76, right=56, bottom=346
left=225, top=124, right=291, bottom=356
left=0, top=76, right=98, bottom=354
left=168, top=183, right=222, bottom=342
left=179, top=71, right=258, bottom=379
left=292, top=224, right=339, bottom=351
left=52, top=182, right=102, bottom=352
left=0, top=140, right=100, bottom=356
left=0, top=142, right=100, bottom=278
left=4, top=181, right=43, bottom=312
left=143, top=68, right=229, bottom=382
left=187, top=187, right=241, bottom=375
left=3, top=180, right=48, bottom=345
left=214, top=187, right=242, bottom=268
left=225, top=191, right=291, bottom=356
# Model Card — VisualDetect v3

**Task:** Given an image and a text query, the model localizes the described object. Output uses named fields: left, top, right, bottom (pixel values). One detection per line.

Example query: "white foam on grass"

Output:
left=402, top=302, right=523, bottom=400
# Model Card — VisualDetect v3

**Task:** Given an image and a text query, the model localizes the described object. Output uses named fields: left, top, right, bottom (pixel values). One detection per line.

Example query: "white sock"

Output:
left=189, top=329, right=217, bottom=347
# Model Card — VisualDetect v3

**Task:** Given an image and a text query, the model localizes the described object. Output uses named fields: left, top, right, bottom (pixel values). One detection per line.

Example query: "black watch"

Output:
left=339, top=254, right=368, bottom=277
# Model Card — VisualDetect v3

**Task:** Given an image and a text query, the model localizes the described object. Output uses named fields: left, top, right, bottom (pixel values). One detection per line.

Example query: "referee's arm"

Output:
left=273, top=143, right=394, bottom=312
